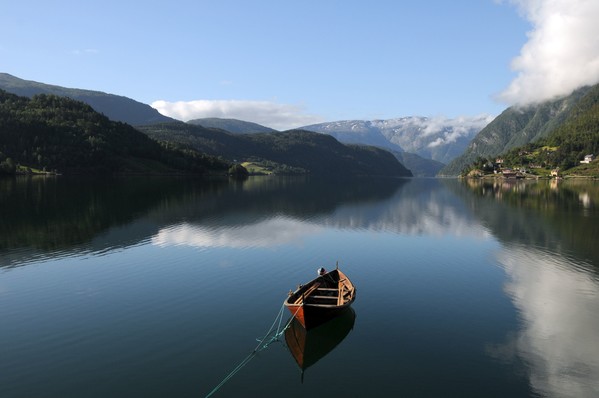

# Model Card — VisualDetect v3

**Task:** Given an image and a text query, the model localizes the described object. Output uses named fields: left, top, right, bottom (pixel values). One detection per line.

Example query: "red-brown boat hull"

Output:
left=285, top=300, right=354, bottom=330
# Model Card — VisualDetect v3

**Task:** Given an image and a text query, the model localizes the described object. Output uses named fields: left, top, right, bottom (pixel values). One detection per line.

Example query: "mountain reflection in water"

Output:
left=0, top=176, right=406, bottom=267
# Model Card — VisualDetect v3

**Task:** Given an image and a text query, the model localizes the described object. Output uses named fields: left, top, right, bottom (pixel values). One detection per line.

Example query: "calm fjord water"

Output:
left=1, top=176, right=598, bottom=397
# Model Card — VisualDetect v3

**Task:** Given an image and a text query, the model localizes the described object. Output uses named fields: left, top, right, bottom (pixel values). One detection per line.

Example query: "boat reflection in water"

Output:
left=284, top=307, right=356, bottom=381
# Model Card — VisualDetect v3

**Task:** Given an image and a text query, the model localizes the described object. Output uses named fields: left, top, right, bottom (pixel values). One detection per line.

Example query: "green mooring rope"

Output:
left=204, top=303, right=300, bottom=398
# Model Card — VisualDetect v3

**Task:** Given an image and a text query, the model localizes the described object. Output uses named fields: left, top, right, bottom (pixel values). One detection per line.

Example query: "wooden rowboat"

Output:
left=284, top=266, right=356, bottom=330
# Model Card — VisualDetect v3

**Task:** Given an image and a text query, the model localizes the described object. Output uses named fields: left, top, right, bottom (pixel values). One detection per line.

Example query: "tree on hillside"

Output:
left=0, top=156, right=16, bottom=175
left=228, top=163, right=249, bottom=178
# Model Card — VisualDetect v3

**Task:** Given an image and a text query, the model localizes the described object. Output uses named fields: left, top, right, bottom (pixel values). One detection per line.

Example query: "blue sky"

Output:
left=2, top=1, right=599, bottom=129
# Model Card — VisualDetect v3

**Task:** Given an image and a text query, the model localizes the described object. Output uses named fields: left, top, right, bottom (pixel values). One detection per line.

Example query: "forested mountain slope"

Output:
left=0, top=90, right=228, bottom=175
left=440, top=85, right=594, bottom=176
left=495, top=84, right=599, bottom=175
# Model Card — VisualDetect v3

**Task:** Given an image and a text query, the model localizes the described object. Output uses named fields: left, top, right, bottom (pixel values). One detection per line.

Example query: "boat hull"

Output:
left=286, top=299, right=355, bottom=330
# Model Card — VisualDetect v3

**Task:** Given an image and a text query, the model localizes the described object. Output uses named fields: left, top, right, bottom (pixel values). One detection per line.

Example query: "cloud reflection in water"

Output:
left=497, top=246, right=599, bottom=398
left=152, top=216, right=323, bottom=249
left=151, top=196, right=490, bottom=250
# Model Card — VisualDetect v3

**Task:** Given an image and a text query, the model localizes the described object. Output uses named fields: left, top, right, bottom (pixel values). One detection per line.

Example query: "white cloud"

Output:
left=151, top=99, right=324, bottom=131
left=71, top=49, right=99, bottom=56
left=499, top=0, right=599, bottom=105
left=427, top=137, right=446, bottom=148
left=423, top=115, right=494, bottom=136
left=389, top=115, right=494, bottom=148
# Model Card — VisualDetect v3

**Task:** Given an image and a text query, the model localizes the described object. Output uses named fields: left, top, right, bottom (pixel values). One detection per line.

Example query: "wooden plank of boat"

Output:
left=284, top=266, right=356, bottom=330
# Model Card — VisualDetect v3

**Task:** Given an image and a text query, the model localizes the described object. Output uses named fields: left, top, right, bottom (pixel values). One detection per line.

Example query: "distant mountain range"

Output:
left=0, top=73, right=176, bottom=126
left=301, top=116, right=493, bottom=165
left=180, top=118, right=447, bottom=177
left=0, top=88, right=410, bottom=177
left=139, top=122, right=413, bottom=177
left=187, top=117, right=480, bottom=177
left=3, top=72, right=595, bottom=179
left=0, top=72, right=481, bottom=177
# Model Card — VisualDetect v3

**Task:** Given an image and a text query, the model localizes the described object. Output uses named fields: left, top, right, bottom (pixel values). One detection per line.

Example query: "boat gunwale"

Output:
left=284, top=269, right=355, bottom=309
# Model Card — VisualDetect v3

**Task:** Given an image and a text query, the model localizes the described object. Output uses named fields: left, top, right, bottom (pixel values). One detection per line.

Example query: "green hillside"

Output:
left=246, top=130, right=412, bottom=177
left=0, top=90, right=229, bottom=175
left=440, top=85, right=594, bottom=176
left=460, top=84, right=599, bottom=177
left=139, top=122, right=412, bottom=177
left=0, top=73, right=176, bottom=126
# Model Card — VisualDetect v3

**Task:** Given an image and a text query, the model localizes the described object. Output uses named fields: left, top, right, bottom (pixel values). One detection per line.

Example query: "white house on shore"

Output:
left=580, top=154, right=595, bottom=164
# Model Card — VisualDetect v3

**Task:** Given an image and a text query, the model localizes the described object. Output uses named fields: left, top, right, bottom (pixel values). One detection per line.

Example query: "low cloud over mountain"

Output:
left=499, top=0, right=599, bottom=105
left=302, top=115, right=494, bottom=165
